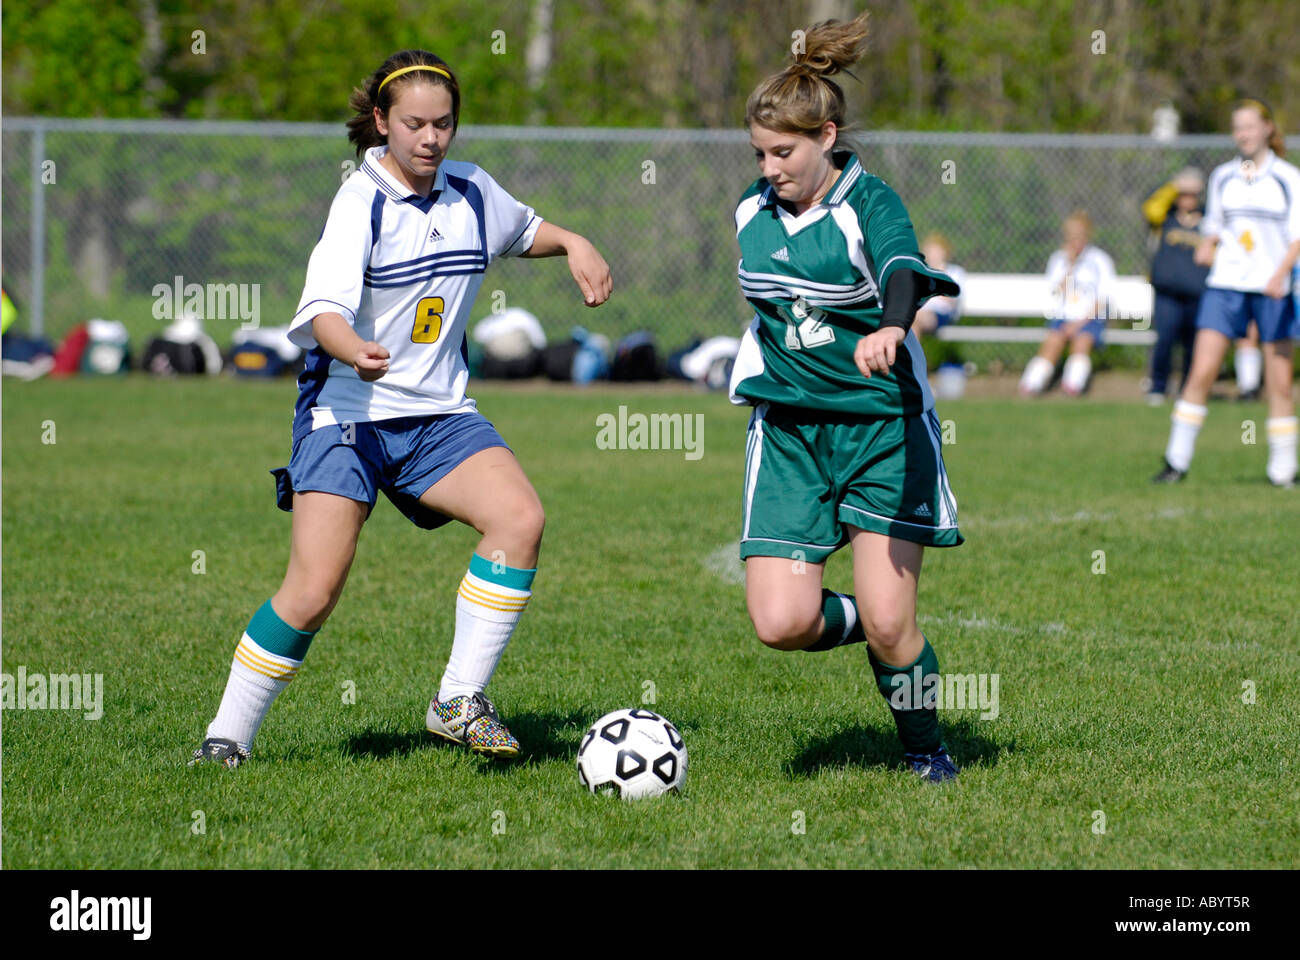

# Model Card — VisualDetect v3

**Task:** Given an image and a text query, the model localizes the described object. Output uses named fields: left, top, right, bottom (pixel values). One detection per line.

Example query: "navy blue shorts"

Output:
left=1196, top=287, right=1296, bottom=342
left=271, top=412, right=510, bottom=530
left=1048, top=318, right=1106, bottom=345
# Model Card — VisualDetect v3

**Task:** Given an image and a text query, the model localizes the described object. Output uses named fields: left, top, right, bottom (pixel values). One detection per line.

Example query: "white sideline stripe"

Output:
left=701, top=541, right=746, bottom=586
left=966, top=506, right=1190, bottom=530
left=917, top=612, right=1067, bottom=636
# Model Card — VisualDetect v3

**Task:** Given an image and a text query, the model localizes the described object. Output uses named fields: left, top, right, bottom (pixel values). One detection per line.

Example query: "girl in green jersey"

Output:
left=733, top=10, right=963, bottom=781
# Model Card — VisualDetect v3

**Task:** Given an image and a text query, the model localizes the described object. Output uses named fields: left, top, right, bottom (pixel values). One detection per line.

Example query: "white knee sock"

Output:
left=1165, top=400, right=1207, bottom=471
left=1266, top=416, right=1299, bottom=485
left=207, top=636, right=302, bottom=752
left=438, top=557, right=534, bottom=701
left=1061, top=354, right=1092, bottom=394
left=1019, top=356, right=1054, bottom=394
left=1236, top=345, right=1262, bottom=394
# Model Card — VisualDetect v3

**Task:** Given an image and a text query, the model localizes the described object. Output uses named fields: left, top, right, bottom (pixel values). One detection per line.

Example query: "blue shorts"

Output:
left=271, top=412, right=509, bottom=530
left=1048, top=318, right=1106, bottom=345
left=928, top=301, right=957, bottom=328
left=1195, top=287, right=1296, bottom=342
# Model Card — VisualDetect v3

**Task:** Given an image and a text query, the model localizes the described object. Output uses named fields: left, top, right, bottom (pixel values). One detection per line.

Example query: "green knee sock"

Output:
left=803, top=589, right=869, bottom=652
left=868, top=636, right=945, bottom=755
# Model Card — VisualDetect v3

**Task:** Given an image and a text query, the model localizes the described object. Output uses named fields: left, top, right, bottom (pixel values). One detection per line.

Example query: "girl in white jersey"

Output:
left=1019, top=210, right=1116, bottom=396
left=191, top=50, right=611, bottom=767
left=1156, top=99, right=1300, bottom=486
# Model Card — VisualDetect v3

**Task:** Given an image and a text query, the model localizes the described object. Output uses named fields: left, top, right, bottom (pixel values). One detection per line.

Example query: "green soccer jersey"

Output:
left=729, top=151, right=959, bottom=417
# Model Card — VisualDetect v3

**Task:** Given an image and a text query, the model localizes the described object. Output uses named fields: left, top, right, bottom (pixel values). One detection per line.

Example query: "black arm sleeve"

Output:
left=878, top=267, right=922, bottom=332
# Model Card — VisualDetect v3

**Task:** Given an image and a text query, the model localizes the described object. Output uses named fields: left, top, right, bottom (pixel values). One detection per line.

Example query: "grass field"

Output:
left=3, top=374, right=1297, bottom=869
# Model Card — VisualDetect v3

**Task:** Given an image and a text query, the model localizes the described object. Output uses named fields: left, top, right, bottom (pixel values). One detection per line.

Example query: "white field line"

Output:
left=965, top=506, right=1189, bottom=530
left=701, top=540, right=747, bottom=586
left=917, top=612, right=1066, bottom=636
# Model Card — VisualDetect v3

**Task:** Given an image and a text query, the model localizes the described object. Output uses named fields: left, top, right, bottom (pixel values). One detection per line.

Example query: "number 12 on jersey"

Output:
left=783, top=297, right=835, bottom=350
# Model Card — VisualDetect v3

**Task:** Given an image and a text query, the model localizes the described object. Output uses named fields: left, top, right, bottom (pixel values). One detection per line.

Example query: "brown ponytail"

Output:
left=347, top=50, right=460, bottom=157
left=744, top=10, right=871, bottom=141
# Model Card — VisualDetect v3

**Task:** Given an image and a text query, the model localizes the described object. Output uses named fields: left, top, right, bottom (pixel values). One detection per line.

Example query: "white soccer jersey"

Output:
left=1203, top=150, right=1300, bottom=293
left=288, top=147, right=542, bottom=438
left=1044, top=245, right=1115, bottom=321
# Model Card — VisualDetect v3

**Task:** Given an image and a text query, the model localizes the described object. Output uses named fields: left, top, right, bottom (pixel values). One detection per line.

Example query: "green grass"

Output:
left=3, top=375, right=1297, bottom=868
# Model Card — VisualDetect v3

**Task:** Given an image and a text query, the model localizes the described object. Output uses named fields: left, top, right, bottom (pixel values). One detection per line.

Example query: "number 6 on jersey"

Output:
left=411, top=296, right=444, bottom=343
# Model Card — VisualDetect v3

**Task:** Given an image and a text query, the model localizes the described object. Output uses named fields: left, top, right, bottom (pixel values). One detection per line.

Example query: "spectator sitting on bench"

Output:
left=1020, top=210, right=1116, bottom=396
left=913, top=232, right=967, bottom=335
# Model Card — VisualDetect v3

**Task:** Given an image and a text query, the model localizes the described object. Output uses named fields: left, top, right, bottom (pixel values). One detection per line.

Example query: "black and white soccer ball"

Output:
left=577, top=708, right=687, bottom=799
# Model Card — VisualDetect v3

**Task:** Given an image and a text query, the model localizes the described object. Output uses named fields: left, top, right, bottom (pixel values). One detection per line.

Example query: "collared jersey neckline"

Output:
left=363, top=146, right=448, bottom=203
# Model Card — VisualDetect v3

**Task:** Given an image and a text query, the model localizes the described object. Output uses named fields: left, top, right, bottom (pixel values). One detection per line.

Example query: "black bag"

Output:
left=543, top=342, right=580, bottom=381
left=480, top=348, right=542, bottom=379
left=143, top=337, right=205, bottom=375
left=611, top=331, right=661, bottom=381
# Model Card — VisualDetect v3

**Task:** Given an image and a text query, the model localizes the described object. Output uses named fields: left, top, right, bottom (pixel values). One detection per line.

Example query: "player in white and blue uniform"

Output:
left=1156, top=99, right=1300, bottom=486
left=191, top=50, right=611, bottom=767
left=1019, top=211, right=1116, bottom=396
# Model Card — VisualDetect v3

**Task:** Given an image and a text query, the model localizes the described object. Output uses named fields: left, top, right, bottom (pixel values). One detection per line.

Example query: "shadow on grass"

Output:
left=784, top=717, right=1011, bottom=779
left=340, top=710, right=591, bottom=770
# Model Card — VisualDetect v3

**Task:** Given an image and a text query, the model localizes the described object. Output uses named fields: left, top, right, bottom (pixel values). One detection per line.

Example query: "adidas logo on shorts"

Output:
left=771, top=246, right=790, bottom=262
left=913, top=503, right=932, bottom=518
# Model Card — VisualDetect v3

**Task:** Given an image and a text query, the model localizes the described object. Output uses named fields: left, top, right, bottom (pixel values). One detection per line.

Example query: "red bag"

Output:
left=50, top=324, right=90, bottom=378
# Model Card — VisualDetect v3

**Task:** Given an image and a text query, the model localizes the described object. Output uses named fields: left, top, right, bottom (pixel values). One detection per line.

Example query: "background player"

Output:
left=191, top=49, right=611, bottom=767
left=1019, top=210, right=1116, bottom=396
left=1140, top=167, right=1209, bottom=404
left=732, top=11, right=964, bottom=782
left=1155, top=98, right=1300, bottom=486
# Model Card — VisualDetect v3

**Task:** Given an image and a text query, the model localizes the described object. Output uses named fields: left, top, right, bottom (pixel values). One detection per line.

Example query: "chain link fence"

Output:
left=2, top=118, right=1235, bottom=370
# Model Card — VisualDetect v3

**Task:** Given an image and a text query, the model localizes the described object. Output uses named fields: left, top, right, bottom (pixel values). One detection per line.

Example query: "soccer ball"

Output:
left=577, top=708, right=687, bottom=799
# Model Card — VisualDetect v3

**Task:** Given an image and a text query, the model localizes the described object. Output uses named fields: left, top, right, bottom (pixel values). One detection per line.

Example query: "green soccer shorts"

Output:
left=740, top=402, right=963, bottom=562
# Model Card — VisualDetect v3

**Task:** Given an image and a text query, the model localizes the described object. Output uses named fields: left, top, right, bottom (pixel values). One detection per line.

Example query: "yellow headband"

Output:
left=378, top=64, right=452, bottom=94
left=1237, top=98, right=1272, bottom=121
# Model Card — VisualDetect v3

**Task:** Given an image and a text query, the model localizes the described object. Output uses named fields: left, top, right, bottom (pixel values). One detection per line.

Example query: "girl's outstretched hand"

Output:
left=567, top=236, right=612, bottom=307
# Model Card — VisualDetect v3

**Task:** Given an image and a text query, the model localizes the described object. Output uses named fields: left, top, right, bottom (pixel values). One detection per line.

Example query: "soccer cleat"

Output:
left=906, top=748, right=959, bottom=783
left=189, top=737, right=250, bottom=769
left=426, top=692, right=520, bottom=759
left=1152, top=460, right=1187, bottom=483
left=1237, top=387, right=1261, bottom=402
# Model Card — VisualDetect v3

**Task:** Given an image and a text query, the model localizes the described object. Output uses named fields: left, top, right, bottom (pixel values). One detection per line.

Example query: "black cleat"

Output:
left=189, top=737, right=250, bottom=769
left=1152, top=460, right=1187, bottom=484
left=906, top=748, right=960, bottom=783
left=1237, top=387, right=1261, bottom=402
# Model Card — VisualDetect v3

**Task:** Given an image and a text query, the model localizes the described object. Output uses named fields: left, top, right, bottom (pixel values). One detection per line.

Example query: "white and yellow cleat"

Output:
left=426, top=692, right=521, bottom=759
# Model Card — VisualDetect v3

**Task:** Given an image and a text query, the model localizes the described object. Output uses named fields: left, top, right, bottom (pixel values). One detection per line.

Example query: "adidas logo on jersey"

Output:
left=771, top=246, right=790, bottom=262
left=429, top=227, right=444, bottom=243
left=913, top=503, right=932, bottom=518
